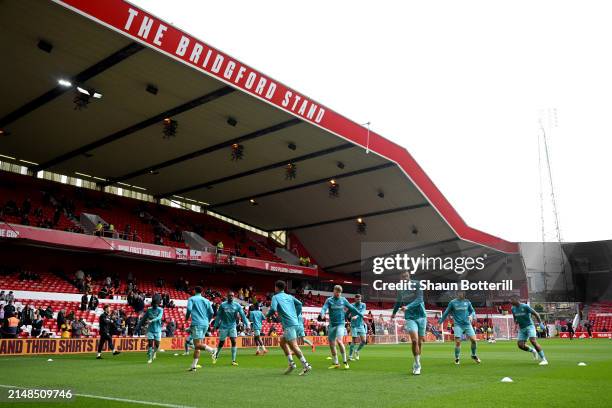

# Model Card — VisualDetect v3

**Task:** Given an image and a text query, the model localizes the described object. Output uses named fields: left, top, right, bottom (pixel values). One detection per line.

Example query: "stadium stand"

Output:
left=0, top=170, right=284, bottom=263
left=587, top=302, right=612, bottom=331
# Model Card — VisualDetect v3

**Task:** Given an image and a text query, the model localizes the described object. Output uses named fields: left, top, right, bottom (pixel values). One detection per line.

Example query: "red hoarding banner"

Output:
left=0, top=223, right=318, bottom=276
left=559, top=332, right=610, bottom=339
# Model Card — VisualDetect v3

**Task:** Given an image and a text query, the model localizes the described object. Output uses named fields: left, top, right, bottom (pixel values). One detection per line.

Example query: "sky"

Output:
left=132, top=0, right=612, bottom=243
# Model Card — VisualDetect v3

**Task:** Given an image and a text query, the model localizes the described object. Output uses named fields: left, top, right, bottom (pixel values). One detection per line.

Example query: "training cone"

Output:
left=578, top=362, right=587, bottom=366
left=174, top=353, right=179, bottom=356
left=500, top=377, right=513, bottom=383
left=47, top=358, right=53, bottom=362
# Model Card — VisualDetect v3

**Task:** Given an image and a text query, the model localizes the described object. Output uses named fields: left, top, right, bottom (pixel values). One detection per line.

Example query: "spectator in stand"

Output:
left=21, top=213, right=30, bottom=226
left=72, top=319, right=84, bottom=338
left=98, top=286, right=108, bottom=299
left=61, top=319, right=72, bottom=338
left=80, top=319, right=90, bottom=337
left=0, top=291, right=5, bottom=301
left=88, top=294, right=99, bottom=311
left=114, top=311, right=126, bottom=336
left=6, top=291, right=14, bottom=303
left=56, top=309, right=66, bottom=332
left=43, top=305, right=53, bottom=319
left=216, top=241, right=224, bottom=262
left=3, top=313, right=20, bottom=338
left=0, top=305, right=4, bottom=322
left=4, top=300, right=16, bottom=318
left=31, top=312, right=43, bottom=337
left=21, top=304, right=34, bottom=326
left=165, top=318, right=176, bottom=338
left=127, top=314, right=137, bottom=336
left=133, top=293, right=145, bottom=313
left=80, top=292, right=89, bottom=311
left=95, top=222, right=103, bottom=236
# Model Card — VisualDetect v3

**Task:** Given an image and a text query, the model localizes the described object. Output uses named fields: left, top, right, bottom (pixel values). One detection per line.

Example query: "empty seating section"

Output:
left=0, top=272, right=79, bottom=294
left=587, top=302, right=612, bottom=331
left=0, top=173, right=74, bottom=231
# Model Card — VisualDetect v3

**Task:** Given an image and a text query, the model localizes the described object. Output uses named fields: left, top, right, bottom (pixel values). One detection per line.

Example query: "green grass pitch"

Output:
left=1, top=339, right=611, bottom=407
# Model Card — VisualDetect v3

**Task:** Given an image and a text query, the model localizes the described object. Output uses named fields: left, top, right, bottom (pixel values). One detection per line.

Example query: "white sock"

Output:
left=287, top=355, right=294, bottom=364
left=192, top=358, right=199, bottom=368
left=333, top=355, right=339, bottom=365
left=415, top=354, right=421, bottom=366
left=299, top=356, right=308, bottom=367
left=205, top=345, right=215, bottom=354
left=340, top=349, right=347, bottom=363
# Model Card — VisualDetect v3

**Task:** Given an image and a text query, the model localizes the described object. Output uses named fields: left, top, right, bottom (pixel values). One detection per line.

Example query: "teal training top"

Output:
left=266, top=291, right=302, bottom=328
left=349, top=302, right=367, bottom=328
left=249, top=310, right=264, bottom=330
left=392, top=280, right=426, bottom=320
left=320, top=296, right=363, bottom=326
left=439, top=298, right=475, bottom=326
left=215, top=300, right=249, bottom=330
left=511, top=303, right=536, bottom=329
left=145, top=306, right=163, bottom=333
left=186, top=294, right=214, bottom=327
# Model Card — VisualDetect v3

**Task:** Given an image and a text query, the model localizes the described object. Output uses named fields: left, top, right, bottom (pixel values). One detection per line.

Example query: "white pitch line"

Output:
left=0, top=384, right=196, bottom=408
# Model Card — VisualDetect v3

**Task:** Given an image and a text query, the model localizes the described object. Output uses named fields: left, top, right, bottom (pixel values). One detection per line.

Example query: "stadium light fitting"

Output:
left=231, top=143, right=244, bottom=160
left=162, top=118, right=178, bottom=139
left=76, top=86, right=90, bottom=95
left=249, top=198, right=258, bottom=206
left=329, top=179, right=339, bottom=198
left=337, top=161, right=345, bottom=169
left=227, top=117, right=238, bottom=127
left=357, top=218, right=367, bottom=234
left=411, top=226, right=419, bottom=235
left=288, top=142, right=297, bottom=151
left=92, top=92, right=103, bottom=99
left=37, top=39, right=53, bottom=53
left=58, top=79, right=72, bottom=87
left=146, top=84, right=158, bottom=95
left=285, top=163, right=297, bottom=180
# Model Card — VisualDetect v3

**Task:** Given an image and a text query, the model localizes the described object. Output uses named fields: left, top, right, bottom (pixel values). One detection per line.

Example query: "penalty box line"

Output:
left=0, top=384, right=196, bottom=408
